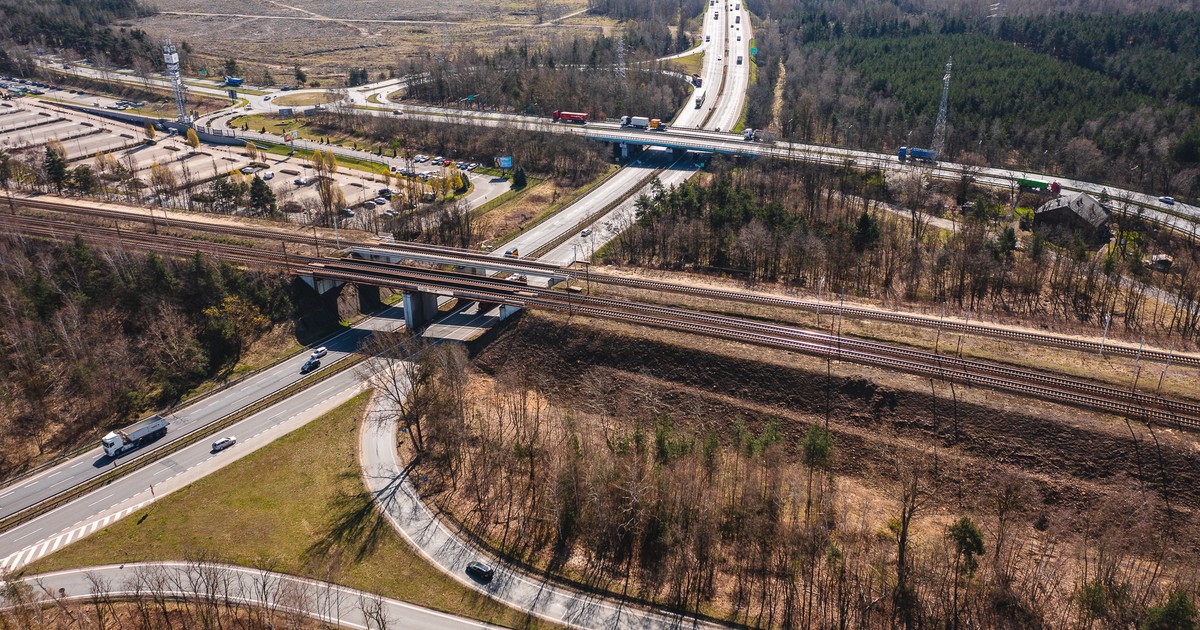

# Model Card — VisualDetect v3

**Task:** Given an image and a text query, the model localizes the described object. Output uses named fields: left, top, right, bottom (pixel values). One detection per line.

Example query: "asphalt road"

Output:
left=18, top=562, right=494, bottom=630
left=360, top=390, right=710, bottom=629
left=0, top=307, right=405, bottom=571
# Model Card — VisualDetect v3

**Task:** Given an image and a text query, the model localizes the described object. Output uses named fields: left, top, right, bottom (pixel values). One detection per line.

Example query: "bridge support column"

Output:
left=356, top=283, right=381, bottom=312
left=403, top=290, right=440, bottom=331
left=299, top=275, right=345, bottom=294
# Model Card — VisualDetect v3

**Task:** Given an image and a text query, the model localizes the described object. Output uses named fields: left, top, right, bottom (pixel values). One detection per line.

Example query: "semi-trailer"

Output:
left=551, top=110, right=589, bottom=123
left=101, top=414, right=169, bottom=457
left=1017, top=178, right=1062, bottom=194
left=897, top=146, right=938, bottom=163
left=621, top=116, right=667, bottom=130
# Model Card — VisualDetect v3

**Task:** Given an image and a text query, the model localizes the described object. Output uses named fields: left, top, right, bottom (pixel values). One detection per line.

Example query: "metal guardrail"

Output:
left=0, top=354, right=365, bottom=535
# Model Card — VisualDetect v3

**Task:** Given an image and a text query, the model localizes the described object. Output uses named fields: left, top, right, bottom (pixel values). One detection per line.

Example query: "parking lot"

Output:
left=1, top=97, right=502, bottom=234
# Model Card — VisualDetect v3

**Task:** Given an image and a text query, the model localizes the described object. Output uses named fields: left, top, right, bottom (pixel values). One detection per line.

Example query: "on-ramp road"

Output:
left=16, top=562, right=495, bottom=629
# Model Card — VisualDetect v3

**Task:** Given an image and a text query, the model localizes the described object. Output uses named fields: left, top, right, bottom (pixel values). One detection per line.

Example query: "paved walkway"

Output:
left=15, top=562, right=490, bottom=629
left=358, top=388, right=710, bottom=630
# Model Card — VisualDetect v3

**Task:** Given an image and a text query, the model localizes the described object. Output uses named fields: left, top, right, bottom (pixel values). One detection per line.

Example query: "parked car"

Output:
left=374, top=197, right=388, bottom=206
left=211, top=436, right=237, bottom=452
left=580, top=227, right=593, bottom=237
left=262, top=172, right=274, bottom=180
left=300, top=358, right=320, bottom=374
left=240, top=166, right=256, bottom=174
left=466, top=561, right=494, bottom=582
left=294, top=177, right=309, bottom=185
left=341, top=207, right=357, bottom=217
left=310, top=347, right=328, bottom=359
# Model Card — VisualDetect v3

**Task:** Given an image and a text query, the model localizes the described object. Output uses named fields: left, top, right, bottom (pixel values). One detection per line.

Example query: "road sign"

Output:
left=496, top=156, right=513, bottom=169
left=227, top=89, right=237, bottom=101
left=750, top=47, right=758, bottom=55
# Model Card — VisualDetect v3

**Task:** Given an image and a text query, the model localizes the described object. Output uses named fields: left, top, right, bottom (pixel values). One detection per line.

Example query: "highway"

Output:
left=0, top=307, right=403, bottom=571
left=6, top=5, right=1197, bottom=627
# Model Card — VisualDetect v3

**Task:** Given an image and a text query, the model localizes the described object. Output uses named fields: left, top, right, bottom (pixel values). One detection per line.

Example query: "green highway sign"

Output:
left=751, top=47, right=758, bottom=55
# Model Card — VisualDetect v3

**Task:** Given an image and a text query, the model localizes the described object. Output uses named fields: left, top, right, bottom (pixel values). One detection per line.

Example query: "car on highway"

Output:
left=263, top=95, right=272, bottom=101
left=1159, top=196, right=1176, bottom=205
left=300, top=358, right=321, bottom=374
left=391, top=109, right=403, bottom=115
left=310, top=347, right=328, bottom=359
left=466, top=561, right=494, bottom=582
left=211, top=436, right=237, bottom=452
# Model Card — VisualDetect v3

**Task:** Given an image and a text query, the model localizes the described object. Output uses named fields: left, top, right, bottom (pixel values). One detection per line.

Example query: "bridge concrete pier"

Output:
left=403, top=290, right=440, bottom=331
left=299, top=275, right=344, bottom=294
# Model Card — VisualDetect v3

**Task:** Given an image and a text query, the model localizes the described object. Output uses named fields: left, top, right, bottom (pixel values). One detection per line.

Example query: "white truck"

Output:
left=621, top=115, right=650, bottom=129
left=101, top=414, right=169, bottom=457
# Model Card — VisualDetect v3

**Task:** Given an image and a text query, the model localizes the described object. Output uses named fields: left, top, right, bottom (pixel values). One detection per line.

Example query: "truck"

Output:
left=224, top=76, right=244, bottom=87
left=620, top=116, right=667, bottom=130
left=695, top=90, right=706, bottom=108
left=743, top=128, right=777, bottom=144
left=897, top=146, right=938, bottom=164
left=552, top=110, right=589, bottom=124
left=621, top=115, right=650, bottom=129
left=1017, top=178, right=1062, bottom=194
left=692, top=73, right=703, bottom=87
left=101, top=414, right=169, bottom=457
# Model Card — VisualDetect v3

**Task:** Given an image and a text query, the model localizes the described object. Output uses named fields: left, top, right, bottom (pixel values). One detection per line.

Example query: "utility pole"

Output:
left=931, top=57, right=952, bottom=158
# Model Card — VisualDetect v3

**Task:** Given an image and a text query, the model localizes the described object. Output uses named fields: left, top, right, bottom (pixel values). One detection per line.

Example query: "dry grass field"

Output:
left=130, top=0, right=613, bottom=77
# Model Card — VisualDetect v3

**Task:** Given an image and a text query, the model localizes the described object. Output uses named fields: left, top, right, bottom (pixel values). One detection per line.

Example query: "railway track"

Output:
left=8, top=207, right=1200, bottom=431
left=20, top=195, right=1195, bottom=372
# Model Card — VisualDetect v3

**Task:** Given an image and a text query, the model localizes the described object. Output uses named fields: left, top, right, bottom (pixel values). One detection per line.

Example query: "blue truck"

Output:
left=897, top=146, right=938, bottom=163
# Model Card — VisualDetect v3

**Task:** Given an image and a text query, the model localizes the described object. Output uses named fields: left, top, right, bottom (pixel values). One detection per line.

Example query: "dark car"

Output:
left=465, top=561, right=494, bottom=582
left=300, top=358, right=320, bottom=374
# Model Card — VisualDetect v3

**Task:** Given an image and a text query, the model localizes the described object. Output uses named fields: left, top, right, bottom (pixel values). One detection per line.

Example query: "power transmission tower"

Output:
left=162, top=39, right=189, bottom=124
left=616, top=37, right=627, bottom=78
left=988, top=3, right=1005, bottom=36
left=931, top=56, right=952, bottom=157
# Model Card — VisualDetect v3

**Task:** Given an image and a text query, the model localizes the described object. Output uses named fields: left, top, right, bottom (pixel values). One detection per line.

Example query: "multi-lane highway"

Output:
left=0, top=308, right=403, bottom=571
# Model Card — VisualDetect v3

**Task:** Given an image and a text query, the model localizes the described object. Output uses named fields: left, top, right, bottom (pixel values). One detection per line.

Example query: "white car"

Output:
left=310, top=347, right=328, bottom=359
left=211, top=436, right=237, bottom=452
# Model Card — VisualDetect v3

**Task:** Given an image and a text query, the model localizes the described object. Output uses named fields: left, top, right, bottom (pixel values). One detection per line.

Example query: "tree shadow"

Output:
left=302, top=470, right=390, bottom=567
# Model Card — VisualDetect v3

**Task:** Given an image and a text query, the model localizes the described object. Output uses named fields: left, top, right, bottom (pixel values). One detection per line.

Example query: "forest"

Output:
left=604, top=157, right=1200, bottom=340
left=401, top=34, right=691, bottom=121
left=741, top=0, right=1200, bottom=198
left=0, top=236, right=294, bottom=478
left=372, top=322, right=1200, bottom=629
left=0, top=0, right=159, bottom=68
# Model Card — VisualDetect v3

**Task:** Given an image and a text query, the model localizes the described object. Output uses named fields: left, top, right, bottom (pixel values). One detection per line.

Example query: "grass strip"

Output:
left=25, top=392, right=560, bottom=629
left=0, top=354, right=364, bottom=534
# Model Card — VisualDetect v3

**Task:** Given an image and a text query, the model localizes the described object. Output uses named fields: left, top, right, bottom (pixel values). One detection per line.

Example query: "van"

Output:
left=504, top=247, right=519, bottom=258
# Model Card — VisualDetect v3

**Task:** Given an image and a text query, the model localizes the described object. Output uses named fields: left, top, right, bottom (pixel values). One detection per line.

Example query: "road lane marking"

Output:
left=86, top=493, right=114, bottom=508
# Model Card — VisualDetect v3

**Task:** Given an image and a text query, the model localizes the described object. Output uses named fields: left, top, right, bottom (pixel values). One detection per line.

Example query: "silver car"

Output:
left=211, top=436, right=237, bottom=452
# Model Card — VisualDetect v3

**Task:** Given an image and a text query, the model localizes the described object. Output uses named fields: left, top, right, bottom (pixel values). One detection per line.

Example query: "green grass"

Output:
left=254, top=142, right=391, bottom=177
left=272, top=91, right=338, bottom=107
left=670, top=51, right=705, bottom=76
left=492, top=165, right=619, bottom=246
left=24, top=391, right=560, bottom=629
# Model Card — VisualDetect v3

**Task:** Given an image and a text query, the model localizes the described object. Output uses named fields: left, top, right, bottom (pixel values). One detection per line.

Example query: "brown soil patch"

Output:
left=473, top=312, right=1200, bottom=542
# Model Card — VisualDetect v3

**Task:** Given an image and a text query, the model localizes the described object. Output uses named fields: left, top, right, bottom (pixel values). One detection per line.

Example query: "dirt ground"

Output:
left=131, top=0, right=609, bottom=74
left=471, top=311, right=1200, bottom=549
